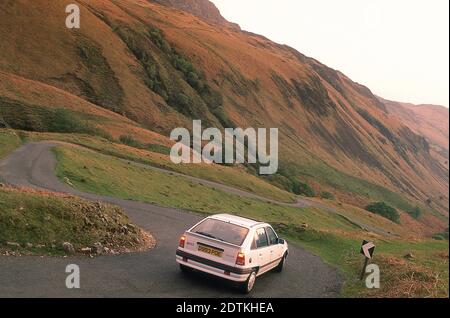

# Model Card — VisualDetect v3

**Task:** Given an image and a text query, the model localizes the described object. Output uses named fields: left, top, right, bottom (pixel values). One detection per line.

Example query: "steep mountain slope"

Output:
left=0, top=0, right=447, bottom=224
left=381, top=97, right=449, bottom=168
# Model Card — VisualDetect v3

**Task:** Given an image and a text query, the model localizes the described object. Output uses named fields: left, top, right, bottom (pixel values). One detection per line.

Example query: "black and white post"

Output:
left=359, top=240, right=375, bottom=280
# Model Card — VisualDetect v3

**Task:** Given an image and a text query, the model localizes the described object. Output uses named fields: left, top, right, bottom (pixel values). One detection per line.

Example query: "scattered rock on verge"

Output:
left=93, top=242, right=104, bottom=255
left=62, top=242, right=75, bottom=254
left=80, top=247, right=92, bottom=254
left=272, top=222, right=288, bottom=231
left=6, top=242, right=21, bottom=248
left=404, top=253, right=414, bottom=260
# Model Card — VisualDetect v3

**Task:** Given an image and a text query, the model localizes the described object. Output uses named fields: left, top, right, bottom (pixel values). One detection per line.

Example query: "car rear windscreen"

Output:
left=191, top=218, right=249, bottom=246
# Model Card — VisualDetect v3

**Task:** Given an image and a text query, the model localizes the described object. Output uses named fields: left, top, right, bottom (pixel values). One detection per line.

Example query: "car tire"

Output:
left=274, top=253, right=287, bottom=273
left=240, top=270, right=257, bottom=294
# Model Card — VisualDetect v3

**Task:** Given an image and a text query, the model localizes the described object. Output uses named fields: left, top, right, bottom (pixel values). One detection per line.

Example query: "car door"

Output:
left=252, top=227, right=272, bottom=275
left=265, top=226, right=283, bottom=266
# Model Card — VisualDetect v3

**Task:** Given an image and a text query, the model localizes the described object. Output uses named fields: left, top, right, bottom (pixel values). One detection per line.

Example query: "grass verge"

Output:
left=0, top=129, right=22, bottom=159
left=277, top=225, right=448, bottom=297
left=0, top=185, right=155, bottom=256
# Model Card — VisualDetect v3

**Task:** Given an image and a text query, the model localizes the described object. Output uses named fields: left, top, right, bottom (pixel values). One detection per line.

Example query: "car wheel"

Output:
left=275, top=253, right=287, bottom=273
left=241, top=271, right=257, bottom=294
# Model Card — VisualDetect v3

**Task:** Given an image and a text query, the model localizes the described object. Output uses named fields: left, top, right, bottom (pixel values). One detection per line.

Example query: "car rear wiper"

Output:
left=195, top=231, right=226, bottom=242
left=195, top=231, right=217, bottom=239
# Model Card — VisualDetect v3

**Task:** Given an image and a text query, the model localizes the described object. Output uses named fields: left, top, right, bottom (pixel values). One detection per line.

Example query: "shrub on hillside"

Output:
left=292, top=181, right=315, bottom=197
left=47, top=109, right=113, bottom=140
left=173, top=93, right=190, bottom=109
left=119, top=135, right=143, bottom=148
left=0, top=98, right=111, bottom=138
left=145, top=26, right=226, bottom=122
left=409, top=206, right=421, bottom=219
left=148, top=27, right=168, bottom=51
left=320, top=191, right=335, bottom=200
left=257, top=172, right=293, bottom=193
left=211, top=107, right=234, bottom=128
left=365, top=202, right=400, bottom=224
left=432, top=228, right=449, bottom=241
left=146, top=144, right=171, bottom=155
left=48, top=109, right=89, bottom=133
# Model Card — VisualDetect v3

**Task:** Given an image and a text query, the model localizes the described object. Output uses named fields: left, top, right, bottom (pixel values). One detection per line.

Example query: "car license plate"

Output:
left=198, top=245, right=222, bottom=257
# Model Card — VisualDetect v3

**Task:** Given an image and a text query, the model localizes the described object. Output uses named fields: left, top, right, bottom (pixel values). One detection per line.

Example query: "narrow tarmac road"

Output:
left=0, top=142, right=344, bottom=297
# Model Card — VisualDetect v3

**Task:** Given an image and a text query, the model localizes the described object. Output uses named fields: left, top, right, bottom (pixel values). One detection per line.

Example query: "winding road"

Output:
left=0, top=142, right=344, bottom=297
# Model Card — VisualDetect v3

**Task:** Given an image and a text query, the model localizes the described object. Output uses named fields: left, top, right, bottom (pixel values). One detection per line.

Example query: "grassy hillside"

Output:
left=53, top=145, right=351, bottom=230
left=22, top=130, right=295, bottom=202
left=0, top=185, right=154, bottom=256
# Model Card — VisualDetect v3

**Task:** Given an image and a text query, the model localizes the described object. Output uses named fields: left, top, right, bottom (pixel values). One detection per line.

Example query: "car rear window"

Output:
left=191, top=218, right=249, bottom=246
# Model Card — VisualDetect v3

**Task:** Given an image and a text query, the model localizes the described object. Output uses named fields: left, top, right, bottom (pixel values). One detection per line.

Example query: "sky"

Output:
left=211, top=0, right=449, bottom=108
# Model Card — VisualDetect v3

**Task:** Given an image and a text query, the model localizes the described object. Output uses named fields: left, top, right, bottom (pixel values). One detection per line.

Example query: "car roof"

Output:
left=208, top=214, right=265, bottom=228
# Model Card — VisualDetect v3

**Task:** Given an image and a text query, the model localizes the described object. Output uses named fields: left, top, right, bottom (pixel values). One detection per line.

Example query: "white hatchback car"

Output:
left=176, top=214, right=289, bottom=293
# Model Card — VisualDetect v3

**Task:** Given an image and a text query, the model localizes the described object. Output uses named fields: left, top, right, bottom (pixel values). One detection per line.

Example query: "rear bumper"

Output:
left=176, top=249, right=251, bottom=282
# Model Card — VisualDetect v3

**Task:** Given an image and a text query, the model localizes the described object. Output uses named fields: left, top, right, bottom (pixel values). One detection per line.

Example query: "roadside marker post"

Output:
left=359, top=240, right=375, bottom=280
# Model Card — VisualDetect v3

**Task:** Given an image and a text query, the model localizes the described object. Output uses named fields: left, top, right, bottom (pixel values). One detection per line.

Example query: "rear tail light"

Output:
left=236, top=252, right=246, bottom=266
left=179, top=235, right=186, bottom=248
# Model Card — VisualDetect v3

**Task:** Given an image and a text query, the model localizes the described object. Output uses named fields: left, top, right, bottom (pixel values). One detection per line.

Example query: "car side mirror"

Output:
left=278, top=238, right=285, bottom=244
